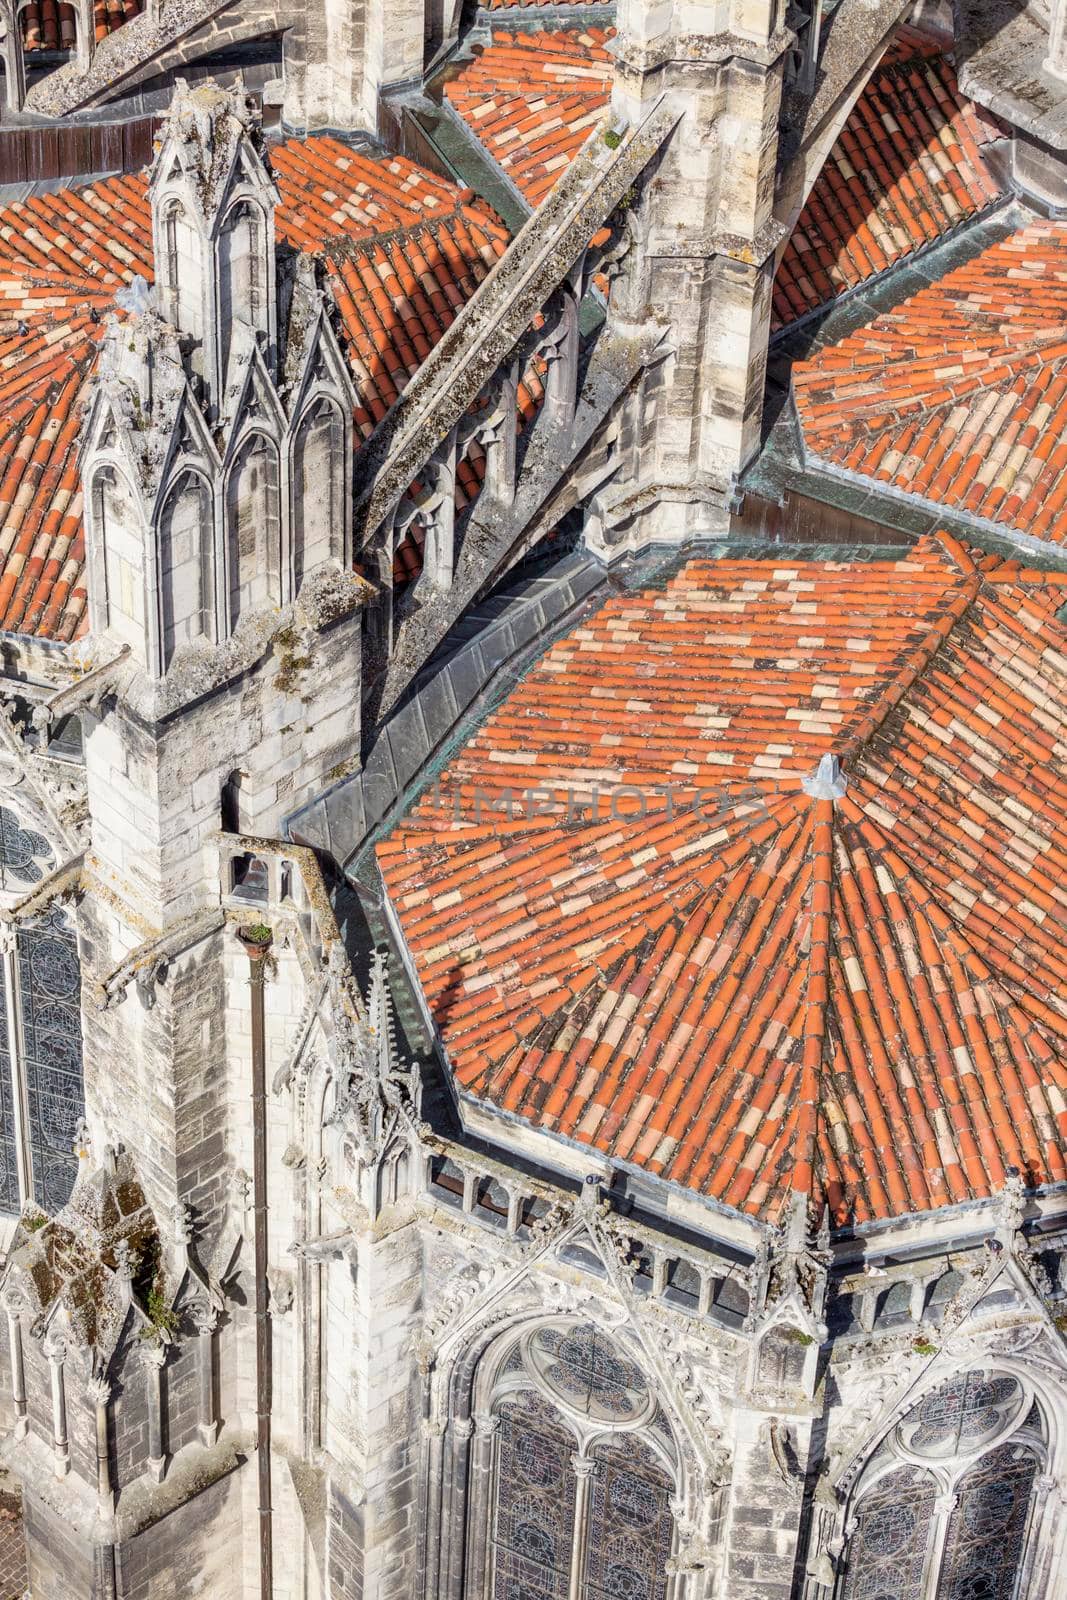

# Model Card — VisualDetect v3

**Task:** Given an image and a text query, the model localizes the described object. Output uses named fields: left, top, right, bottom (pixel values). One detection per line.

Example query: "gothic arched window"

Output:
left=840, top=1465, right=935, bottom=1600
left=0, top=904, right=85, bottom=1215
left=478, top=1324, right=676, bottom=1600
left=939, top=1441, right=1038, bottom=1600
left=226, top=433, right=280, bottom=627
left=158, top=471, right=214, bottom=668
left=291, top=399, right=344, bottom=590
left=839, top=1373, right=1044, bottom=1600
left=219, top=201, right=266, bottom=377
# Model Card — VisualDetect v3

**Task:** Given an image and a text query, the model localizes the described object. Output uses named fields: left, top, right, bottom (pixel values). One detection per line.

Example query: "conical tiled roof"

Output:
left=377, top=535, right=1067, bottom=1226
left=793, top=218, right=1067, bottom=548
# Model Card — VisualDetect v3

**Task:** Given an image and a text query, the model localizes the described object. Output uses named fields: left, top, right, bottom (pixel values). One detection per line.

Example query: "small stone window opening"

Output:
left=429, top=1155, right=465, bottom=1208
left=474, top=1176, right=509, bottom=1228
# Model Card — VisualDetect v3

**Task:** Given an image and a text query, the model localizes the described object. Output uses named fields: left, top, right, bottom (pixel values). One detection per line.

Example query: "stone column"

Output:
left=192, top=1302, right=220, bottom=1447
left=43, top=1332, right=70, bottom=1478
left=86, top=1375, right=114, bottom=1514
left=460, top=1413, right=499, bottom=1600
left=140, top=1339, right=168, bottom=1482
left=3, top=1294, right=27, bottom=1440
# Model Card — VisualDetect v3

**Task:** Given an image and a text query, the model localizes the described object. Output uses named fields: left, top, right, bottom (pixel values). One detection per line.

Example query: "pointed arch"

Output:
left=834, top=1368, right=1054, bottom=1600
left=225, top=431, right=280, bottom=628
left=219, top=198, right=269, bottom=377
left=90, top=464, right=149, bottom=659
left=157, top=468, right=214, bottom=669
left=291, top=395, right=345, bottom=591
left=160, top=198, right=203, bottom=341
left=425, top=1316, right=682, bottom=1600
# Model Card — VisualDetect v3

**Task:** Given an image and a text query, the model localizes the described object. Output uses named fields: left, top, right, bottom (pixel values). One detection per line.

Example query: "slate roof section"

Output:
left=377, top=534, right=1067, bottom=1227
left=793, top=217, right=1067, bottom=549
left=0, top=138, right=508, bottom=642
left=443, top=28, right=612, bottom=206
left=772, top=42, right=1004, bottom=330
left=21, top=0, right=141, bottom=51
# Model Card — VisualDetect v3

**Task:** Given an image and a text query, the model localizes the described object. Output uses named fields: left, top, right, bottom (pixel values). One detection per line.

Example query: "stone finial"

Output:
left=802, top=752, right=847, bottom=800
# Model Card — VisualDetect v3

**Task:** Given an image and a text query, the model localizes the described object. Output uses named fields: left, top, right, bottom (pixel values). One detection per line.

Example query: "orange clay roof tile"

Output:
left=773, top=42, right=1004, bottom=330
left=793, top=217, right=1067, bottom=548
left=377, top=535, right=1067, bottom=1227
left=0, top=137, right=508, bottom=642
left=21, top=0, right=140, bottom=50
left=444, top=29, right=612, bottom=206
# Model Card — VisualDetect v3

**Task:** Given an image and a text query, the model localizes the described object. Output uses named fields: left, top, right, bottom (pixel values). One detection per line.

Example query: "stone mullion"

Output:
left=0, top=925, right=31, bottom=1207
left=568, top=1454, right=597, bottom=1600
left=440, top=1414, right=473, bottom=1600
left=920, top=1491, right=957, bottom=1600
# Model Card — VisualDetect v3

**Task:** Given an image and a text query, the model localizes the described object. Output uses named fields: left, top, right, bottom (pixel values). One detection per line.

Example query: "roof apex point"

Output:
left=802, top=752, right=847, bottom=801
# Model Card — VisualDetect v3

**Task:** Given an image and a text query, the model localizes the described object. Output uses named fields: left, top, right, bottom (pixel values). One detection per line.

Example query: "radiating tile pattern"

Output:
left=21, top=0, right=140, bottom=50
left=773, top=41, right=1004, bottom=329
left=378, top=535, right=1067, bottom=1225
left=444, top=29, right=613, bottom=206
left=793, top=218, right=1067, bottom=547
left=0, top=138, right=507, bottom=640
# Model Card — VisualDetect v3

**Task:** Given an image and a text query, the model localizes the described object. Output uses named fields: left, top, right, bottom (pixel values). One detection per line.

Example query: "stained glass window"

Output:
left=939, top=1443, right=1037, bottom=1600
left=898, top=1373, right=1022, bottom=1460
left=492, top=1392, right=577, bottom=1600
left=530, top=1325, right=648, bottom=1421
left=583, top=1436, right=673, bottom=1600
left=841, top=1465, right=935, bottom=1600
left=0, top=805, right=53, bottom=891
left=17, top=906, right=84, bottom=1210
left=0, top=973, right=20, bottom=1214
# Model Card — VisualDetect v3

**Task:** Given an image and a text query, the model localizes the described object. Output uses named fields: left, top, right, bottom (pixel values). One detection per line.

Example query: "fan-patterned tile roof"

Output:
left=0, top=138, right=508, bottom=641
left=793, top=218, right=1067, bottom=549
left=444, top=28, right=612, bottom=206
left=773, top=40, right=1004, bottom=330
left=21, top=0, right=141, bottom=51
left=378, top=534, right=1067, bottom=1227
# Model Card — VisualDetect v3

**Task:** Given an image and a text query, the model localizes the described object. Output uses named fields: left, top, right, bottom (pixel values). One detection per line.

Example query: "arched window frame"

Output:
left=289, top=392, right=349, bottom=595
left=154, top=464, right=217, bottom=673
left=0, top=899, right=85, bottom=1223
left=223, top=427, right=282, bottom=630
left=424, top=1318, right=689, bottom=1600
left=87, top=461, right=156, bottom=669
left=834, top=1366, right=1058, bottom=1600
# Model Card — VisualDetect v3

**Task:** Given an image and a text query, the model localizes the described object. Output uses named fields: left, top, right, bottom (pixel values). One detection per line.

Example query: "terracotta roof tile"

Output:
left=444, top=28, right=612, bottom=206
left=793, top=217, right=1067, bottom=547
left=773, top=41, right=1004, bottom=330
left=21, top=0, right=140, bottom=51
left=378, top=535, right=1067, bottom=1226
left=0, top=137, right=508, bottom=641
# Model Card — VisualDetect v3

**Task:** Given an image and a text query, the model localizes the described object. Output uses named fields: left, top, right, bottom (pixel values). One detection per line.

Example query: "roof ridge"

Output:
left=795, top=796, right=832, bottom=1205
left=839, top=565, right=979, bottom=763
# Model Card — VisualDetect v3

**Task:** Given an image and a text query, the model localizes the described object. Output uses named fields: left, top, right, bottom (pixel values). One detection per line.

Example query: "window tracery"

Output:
left=839, top=1372, right=1045, bottom=1600
left=939, top=1443, right=1037, bottom=1600
left=0, top=902, right=84, bottom=1215
left=478, top=1324, right=676, bottom=1600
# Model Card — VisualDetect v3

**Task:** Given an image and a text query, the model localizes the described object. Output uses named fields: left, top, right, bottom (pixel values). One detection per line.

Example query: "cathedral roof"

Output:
left=793, top=217, right=1067, bottom=550
left=377, top=533, right=1067, bottom=1228
left=21, top=0, right=140, bottom=51
left=0, top=137, right=508, bottom=643
left=444, top=27, right=613, bottom=207
left=772, top=39, right=1004, bottom=331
